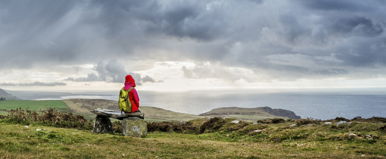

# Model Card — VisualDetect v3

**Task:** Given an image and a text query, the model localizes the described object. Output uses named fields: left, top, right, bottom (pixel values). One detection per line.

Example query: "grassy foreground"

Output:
left=0, top=106, right=385, bottom=158
left=0, top=121, right=385, bottom=159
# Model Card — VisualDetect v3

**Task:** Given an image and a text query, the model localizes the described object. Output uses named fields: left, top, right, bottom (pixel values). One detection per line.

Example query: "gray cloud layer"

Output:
left=0, top=82, right=66, bottom=87
left=65, top=59, right=157, bottom=84
left=0, top=0, right=385, bottom=81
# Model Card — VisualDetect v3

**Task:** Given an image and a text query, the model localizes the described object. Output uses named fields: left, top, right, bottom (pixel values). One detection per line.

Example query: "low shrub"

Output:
left=295, top=118, right=321, bottom=126
left=380, top=125, right=386, bottom=132
left=349, top=122, right=383, bottom=132
left=219, top=121, right=250, bottom=132
left=257, top=118, right=286, bottom=124
left=334, top=117, right=350, bottom=122
left=365, top=117, right=386, bottom=123
left=147, top=118, right=253, bottom=134
left=350, top=116, right=386, bottom=123
left=199, top=117, right=227, bottom=133
left=147, top=121, right=197, bottom=133
left=3, top=108, right=92, bottom=130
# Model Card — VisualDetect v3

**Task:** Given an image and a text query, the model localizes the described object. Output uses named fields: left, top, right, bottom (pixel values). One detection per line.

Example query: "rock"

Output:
left=122, top=117, right=147, bottom=137
left=36, top=128, right=42, bottom=131
left=347, top=133, right=357, bottom=139
left=24, top=125, right=29, bottom=128
left=364, top=134, right=378, bottom=140
left=336, top=121, right=348, bottom=126
left=91, top=109, right=147, bottom=137
left=231, top=120, right=240, bottom=124
left=252, top=129, right=263, bottom=133
left=324, top=122, right=332, bottom=125
left=365, top=134, right=372, bottom=140
left=289, top=124, right=297, bottom=127
left=93, top=115, right=113, bottom=134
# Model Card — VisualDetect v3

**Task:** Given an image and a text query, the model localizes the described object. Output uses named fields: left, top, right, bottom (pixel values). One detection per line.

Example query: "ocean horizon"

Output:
left=9, top=89, right=386, bottom=120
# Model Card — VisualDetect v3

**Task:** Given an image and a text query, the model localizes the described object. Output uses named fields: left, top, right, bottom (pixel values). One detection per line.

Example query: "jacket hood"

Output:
left=124, top=74, right=136, bottom=88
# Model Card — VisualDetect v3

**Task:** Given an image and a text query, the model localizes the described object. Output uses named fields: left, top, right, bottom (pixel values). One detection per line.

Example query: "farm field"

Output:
left=0, top=100, right=69, bottom=112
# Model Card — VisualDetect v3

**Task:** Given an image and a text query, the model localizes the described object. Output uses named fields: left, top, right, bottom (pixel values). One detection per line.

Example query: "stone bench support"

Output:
left=93, top=115, right=113, bottom=134
left=91, top=109, right=147, bottom=137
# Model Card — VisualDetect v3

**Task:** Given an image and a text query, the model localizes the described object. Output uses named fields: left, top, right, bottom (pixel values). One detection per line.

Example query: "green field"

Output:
left=0, top=100, right=69, bottom=111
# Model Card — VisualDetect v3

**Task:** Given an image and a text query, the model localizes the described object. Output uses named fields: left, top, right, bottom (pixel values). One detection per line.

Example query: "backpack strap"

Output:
left=126, top=87, right=134, bottom=111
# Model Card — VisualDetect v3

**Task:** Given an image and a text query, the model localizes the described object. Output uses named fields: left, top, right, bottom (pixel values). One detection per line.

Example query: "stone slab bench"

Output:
left=91, top=108, right=147, bottom=137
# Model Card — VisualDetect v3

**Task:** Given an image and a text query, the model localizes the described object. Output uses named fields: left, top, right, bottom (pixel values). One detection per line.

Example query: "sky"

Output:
left=0, top=0, right=386, bottom=92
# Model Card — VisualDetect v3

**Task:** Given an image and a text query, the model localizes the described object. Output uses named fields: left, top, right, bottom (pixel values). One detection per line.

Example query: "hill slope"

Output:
left=1, top=98, right=301, bottom=121
left=0, top=119, right=385, bottom=158
left=63, top=99, right=301, bottom=121
left=0, top=88, right=18, bottom=100
left=63, top=99, right=201, bottom=121
left=200, top=106, right=301, bottom=120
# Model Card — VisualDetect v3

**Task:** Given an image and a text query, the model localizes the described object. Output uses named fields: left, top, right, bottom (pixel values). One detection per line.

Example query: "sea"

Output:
left=9, top=89, right=386, bottom=120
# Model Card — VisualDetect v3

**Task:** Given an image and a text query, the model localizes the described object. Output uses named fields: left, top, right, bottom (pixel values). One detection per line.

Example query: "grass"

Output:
left=0, top=100, right=385, bottom=158
left=0, top=100, right=69, bottom=112
left=1, top=114, right=385, bottom=159
left=1, top=122, right=385, bottom=159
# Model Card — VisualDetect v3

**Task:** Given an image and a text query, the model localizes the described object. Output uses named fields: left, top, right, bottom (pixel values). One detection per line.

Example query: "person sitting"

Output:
left=119, top=74, right=140, bottom=113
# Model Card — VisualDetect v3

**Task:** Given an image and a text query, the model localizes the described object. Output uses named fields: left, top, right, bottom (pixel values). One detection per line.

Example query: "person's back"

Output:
left=118, top=74, right=140, bottom=113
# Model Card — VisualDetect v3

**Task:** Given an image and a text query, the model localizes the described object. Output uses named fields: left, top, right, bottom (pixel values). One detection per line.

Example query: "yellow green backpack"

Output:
left=118, top=87, right=133, bottom=112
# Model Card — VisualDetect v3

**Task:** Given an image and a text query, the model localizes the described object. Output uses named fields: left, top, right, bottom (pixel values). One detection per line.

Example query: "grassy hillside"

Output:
left=63, top=99, right=202, bottom=121
left=204, top=114, right=281, bottom=121
left=140, top=106, right=202, bottom=121
left=64, top=99, right=304, bottom=121
left=0, top=89, right=18, bottom=100
left=0, top=118, right=385, bottom=158
left=1, top=99, right=302, bottom=122
left=200, top=107, right=301, bottom=121
left=0, top=100, right=69, bottom=112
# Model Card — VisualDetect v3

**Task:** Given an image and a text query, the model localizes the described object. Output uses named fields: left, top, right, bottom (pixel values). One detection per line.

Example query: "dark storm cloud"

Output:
left=297, top=0, right=371, bottom=11
left=0, top=0, right=228, bottom=68
left=66, top=60, right=158, bottom=84
left=0, top=0, right=386, bottom=81
left=335, top=38, right=386, bottom=67
left=329, top=17, right=383, bottom=37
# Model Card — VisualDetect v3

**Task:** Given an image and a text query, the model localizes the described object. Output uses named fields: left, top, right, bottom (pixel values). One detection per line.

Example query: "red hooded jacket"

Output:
left=123, top=75, right=140, bottom=112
